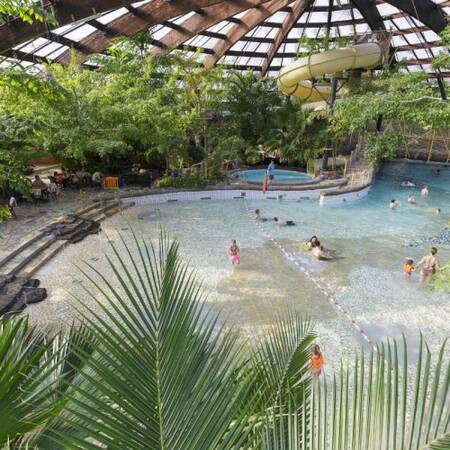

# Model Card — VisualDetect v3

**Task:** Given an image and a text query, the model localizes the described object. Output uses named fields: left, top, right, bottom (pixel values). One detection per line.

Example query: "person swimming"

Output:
left=403, top=258, right=415, bottom=280
left=421, top=185, right=429, bottom=197
left=311, top=245, right=333, bottom=260
left=401, top=179, right=415, bottom=188
left=273, top=217, right=295, bottom=226
left=254, top=209, right=268, bottom=222
left=228, top=239, right=240, bottom=265
left=389, top=199, right=400, bottom=209
left=307, top=236, right=320, bottom=250
left=408, top=194, right=416, bottom=204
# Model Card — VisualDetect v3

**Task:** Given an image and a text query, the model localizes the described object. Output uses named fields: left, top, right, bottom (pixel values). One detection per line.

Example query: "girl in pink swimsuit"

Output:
left=228, top=239, right=240, bottom=265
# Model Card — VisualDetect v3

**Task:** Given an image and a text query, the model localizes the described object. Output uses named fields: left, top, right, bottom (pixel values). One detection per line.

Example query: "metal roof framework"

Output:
left=0, top=0, right=448, bottom=78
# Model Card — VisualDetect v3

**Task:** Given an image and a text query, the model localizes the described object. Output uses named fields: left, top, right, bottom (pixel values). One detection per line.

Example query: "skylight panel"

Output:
left=15, top=37, right=49, bottom=53
left=33, top=42, right=64, bottom=58
left=97, top=8, right=128, bottom=25
left=64, top=24, right=97, bottom=42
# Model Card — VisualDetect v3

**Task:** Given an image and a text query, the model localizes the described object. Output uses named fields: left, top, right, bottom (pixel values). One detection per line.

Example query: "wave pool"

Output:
left=28, top=161, right=450, bottom=373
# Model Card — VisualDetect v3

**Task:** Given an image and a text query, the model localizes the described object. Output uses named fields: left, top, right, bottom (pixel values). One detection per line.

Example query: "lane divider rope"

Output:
left=242, top=198, right=376, bottom=351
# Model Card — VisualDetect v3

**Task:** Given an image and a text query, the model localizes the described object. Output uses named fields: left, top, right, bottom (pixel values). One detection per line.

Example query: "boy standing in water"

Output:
left=403, top=258, right=415, bottom=280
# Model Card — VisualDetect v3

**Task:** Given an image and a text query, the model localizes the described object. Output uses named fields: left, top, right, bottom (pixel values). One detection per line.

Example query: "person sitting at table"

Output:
left=92, top=171, right=103, bottom=188
left=61, top=168, right=71, bottom=188
left=54, top=171, right=63, bottom=189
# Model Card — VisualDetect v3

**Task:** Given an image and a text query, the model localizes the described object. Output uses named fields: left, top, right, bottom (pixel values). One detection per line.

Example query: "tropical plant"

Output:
left=266, top=336, right=450, bottom=450
left=430, top=261, right=450, bottom=292
left=0, top=0, right=56, bottom=24
left=0, top=232, right=449, bottom=448
left=0, top=149, right=31, bottom=198
left=432, top=26, right=450, bottom=71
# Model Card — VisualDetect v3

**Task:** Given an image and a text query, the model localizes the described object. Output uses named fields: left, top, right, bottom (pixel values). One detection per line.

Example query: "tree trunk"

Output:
left=427, top=131, right=436, bottom=162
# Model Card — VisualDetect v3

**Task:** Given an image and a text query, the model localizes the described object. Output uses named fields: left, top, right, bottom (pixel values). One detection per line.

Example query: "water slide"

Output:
left=277, top=42, right=383, bottom=103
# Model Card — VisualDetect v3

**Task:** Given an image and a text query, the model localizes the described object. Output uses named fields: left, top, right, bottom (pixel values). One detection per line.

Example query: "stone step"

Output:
left=0, top=235, right=57, bottom=277
left=0, top=230, right=47, bottom=271
left=18, top=240, right=66, bottom=279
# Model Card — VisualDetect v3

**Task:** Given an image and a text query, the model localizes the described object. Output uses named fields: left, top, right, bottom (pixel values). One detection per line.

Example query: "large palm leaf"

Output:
left=0, top=317, right=63, bottom=446
left=43, top=232, right=256, bottom=449
left=266, top=335, right=450, bottom=449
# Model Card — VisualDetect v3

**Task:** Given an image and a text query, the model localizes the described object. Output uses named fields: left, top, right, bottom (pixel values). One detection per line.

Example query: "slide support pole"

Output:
left=321, top=76, right=338, bottom=172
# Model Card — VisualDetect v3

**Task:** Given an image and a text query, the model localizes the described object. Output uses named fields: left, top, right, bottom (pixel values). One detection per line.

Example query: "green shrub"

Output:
left=430, top=260, right=450, bottom=292
left=0, top=205, right=12, bottom=223
left=364, top=131, right=404, bottom=168
left=156, top=172, right=224, bottom=188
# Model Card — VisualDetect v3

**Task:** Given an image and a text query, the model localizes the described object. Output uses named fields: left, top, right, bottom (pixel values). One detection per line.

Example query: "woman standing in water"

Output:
left=417, top=246, right=439, bottom=286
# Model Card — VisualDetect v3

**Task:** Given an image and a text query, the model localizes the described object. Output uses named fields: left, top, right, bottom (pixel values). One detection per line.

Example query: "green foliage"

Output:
left=156, top=172, right=224, bottom=188
left=430, top=260, right=450, bottom=292
left=432, top=26, right=450, bottom=71
left=0, top=232, right=449, bottom=448
left=0, top=205, right=12, bottom=222
left=0, top=0, right=56, bottom=24
left=0, top=149, right=31, bottom=198
left=296, top=35, right=352, bottom=58
left=364, top=131, right=404, bottom=168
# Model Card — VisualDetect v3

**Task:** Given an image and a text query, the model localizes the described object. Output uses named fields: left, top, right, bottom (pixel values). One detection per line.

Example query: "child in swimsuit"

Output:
left=403, top=258, right=414, bottom=279
left=310, top=344, right=324, bottom=377
left=228, top=239, right=240, bottom=265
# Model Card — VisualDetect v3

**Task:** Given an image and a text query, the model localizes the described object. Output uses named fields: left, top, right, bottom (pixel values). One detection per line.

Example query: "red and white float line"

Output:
left=243, top=199, right=376, bottom=351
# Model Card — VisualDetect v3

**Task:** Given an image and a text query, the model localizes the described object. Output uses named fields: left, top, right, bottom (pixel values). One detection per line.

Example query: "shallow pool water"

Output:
left=29, top=161, right=450, bottom=373
left=234, top=168, right=311, bottom=184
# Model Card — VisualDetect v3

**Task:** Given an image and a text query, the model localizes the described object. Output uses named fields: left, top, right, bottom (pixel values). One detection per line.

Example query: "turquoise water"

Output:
left=234, top=168, right=311, bottom=184
left=139, top=161, right=449, bottom=366
left=34, top=161, right=448, bottom=372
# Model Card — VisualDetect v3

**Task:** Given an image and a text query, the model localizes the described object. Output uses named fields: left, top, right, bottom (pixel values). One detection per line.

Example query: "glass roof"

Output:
left=0, top=0, right=448, bottom=78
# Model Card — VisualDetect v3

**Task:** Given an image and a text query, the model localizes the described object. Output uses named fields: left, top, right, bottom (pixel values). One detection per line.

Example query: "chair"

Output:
left=103, top=176, right=119, bottom=190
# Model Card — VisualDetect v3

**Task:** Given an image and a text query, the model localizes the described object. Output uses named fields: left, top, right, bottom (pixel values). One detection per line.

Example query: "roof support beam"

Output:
left=386, top=0, right=447, bottom=34
left=0, top=0, right=136, bottom=54
left=54, top=1, right=234, bottom=65
left=350, top=0, right=386, bottom=31
left=204, top=0, right=291, bottom=68
left=151, top=0, right=273, bottom=55
left=261, top=0, right=313, bottom=75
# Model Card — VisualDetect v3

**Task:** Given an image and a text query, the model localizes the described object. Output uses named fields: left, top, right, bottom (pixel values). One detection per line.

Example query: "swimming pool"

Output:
left=28, top=161, right=450, bottom=374
left=234, top=168, right=311, bottom=184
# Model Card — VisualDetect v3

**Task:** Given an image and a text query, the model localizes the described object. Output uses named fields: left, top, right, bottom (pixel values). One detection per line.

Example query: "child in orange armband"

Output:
left=403, top=258, right=415, bottom=280
left=310, top=344, right=324, bottom=377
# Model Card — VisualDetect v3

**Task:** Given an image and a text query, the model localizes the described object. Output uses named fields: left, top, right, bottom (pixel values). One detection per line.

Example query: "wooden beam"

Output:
left=261, top=0, right=313, bottom=75
left=54, top=0, right=234, bottom=65
left=204, top=0, right=290, bottom=68
left=0, top=0, right=137, bottom=54
left=386, top=0, right=447, bottom=34
left=151, top=0, right=273, bottom=55
left=350, top=0, right=386, bottom=31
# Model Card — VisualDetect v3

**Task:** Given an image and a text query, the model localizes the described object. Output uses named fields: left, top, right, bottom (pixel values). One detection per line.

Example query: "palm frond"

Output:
left=0, top=317, right=62, bottom=446
left=44, top=232, right=254, bottom=449
left=264, top=335, right=450, bottom=450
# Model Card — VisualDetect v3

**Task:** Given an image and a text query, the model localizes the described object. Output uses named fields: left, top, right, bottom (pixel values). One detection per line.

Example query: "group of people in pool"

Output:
left=254, top=209, right=296, bottom=226
left=228, top=209, right=335, bottom=265
left=403, top=246, right=440, bottom=286
left=390, top=184, right=441, bottom=213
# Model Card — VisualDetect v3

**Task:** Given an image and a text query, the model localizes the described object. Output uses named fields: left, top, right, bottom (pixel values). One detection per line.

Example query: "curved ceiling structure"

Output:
left=1, top=0, right=448, bottom=77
